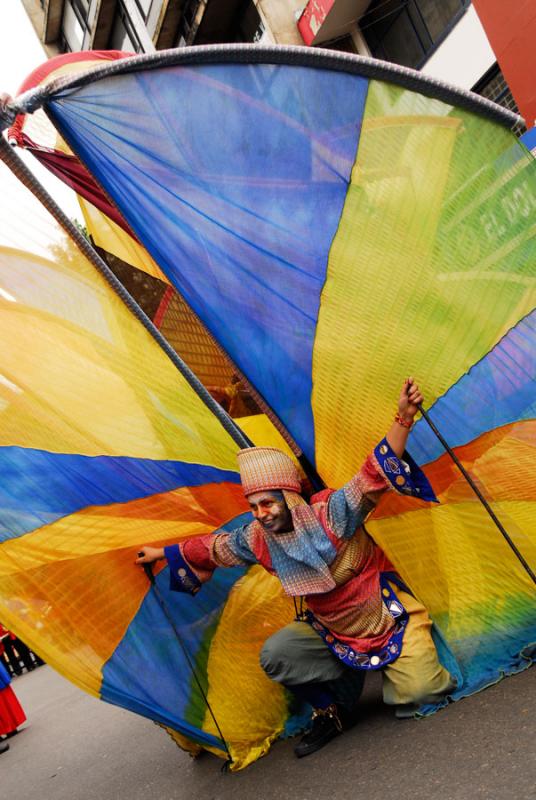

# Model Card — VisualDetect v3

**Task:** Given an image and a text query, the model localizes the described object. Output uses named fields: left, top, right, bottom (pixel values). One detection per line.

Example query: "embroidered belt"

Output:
left=306, top=572, right=410, bottom=671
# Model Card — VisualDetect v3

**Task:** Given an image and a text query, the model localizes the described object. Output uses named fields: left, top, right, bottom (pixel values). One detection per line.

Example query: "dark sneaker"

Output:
left=294, top=705, right=343, bottom=758
left=0, top=740, right=10, bottom=755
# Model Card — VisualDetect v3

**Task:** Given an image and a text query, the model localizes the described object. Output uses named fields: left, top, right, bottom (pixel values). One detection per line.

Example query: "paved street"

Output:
left=3, top=663, right=535, bottom=800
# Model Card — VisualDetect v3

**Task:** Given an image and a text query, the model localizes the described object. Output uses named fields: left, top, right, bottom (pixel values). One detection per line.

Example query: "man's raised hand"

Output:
left=398, top=377, right=424, bottom=423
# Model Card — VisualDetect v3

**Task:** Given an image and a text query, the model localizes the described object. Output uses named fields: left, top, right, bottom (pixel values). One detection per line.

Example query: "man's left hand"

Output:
left=398, top=377, right=423, bottom=423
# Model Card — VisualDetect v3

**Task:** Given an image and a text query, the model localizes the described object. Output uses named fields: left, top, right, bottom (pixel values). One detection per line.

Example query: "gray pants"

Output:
left=260, top=621, right=348, bottom=686
left=261, top=600, right=456, bottom=711
left=260, top=621, right=366, bottom=712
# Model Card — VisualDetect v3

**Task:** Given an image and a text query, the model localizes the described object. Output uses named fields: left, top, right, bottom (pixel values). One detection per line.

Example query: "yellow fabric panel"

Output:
left=0, top=243, right=238, bottom=466
left=201, top=565, right=294, bottom=770
left=0, top=546, right=144, bottom=697
left=312, top=83, right=536, bottom=486
left=0, top=483, right=247, bottom=693
left=78, top=197, right=169, bottom=282
left=238, top=413, right=299, bottom=464
left=160, top=724, right=202, bottom=758
left=367, top=499, right=536, bottom=639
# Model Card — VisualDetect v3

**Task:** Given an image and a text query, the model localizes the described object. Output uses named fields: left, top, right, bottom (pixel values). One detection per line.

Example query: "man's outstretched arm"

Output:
left=135, top=524, right=257, bottom=595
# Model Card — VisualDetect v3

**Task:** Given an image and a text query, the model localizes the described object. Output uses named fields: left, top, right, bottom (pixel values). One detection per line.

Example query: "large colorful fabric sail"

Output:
left=0, top=164, right=308, bottom=769
left=2, top=47, right=535, bottom=767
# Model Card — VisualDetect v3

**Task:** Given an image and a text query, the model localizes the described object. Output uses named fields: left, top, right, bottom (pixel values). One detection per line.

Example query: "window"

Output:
left=417, top=0, right=465, bottom=41
left=109, top=1, right=145, bottom=52
left=58, top=30, right=72, bottom=53
left=361, top=0, right=470, bottom=70
left=62, top=0, right=86, bottom=50
left=184, top=0, right=264, bottom=46
left=234, top=0, right=265, bottom=43
left=134, top=0, right=153, bottom=21
left=71, top=0, right=90, bottom=24
left=176, top=0, right=201, bottom=46
left=322, top=35, right=358, bottom=54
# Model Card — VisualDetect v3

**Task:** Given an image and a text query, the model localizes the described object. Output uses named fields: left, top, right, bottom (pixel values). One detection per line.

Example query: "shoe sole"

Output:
left=294, top=729, right=341, bottom=758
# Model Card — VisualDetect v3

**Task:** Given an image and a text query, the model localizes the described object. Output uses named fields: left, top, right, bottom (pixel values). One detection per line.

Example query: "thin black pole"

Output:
left=418, top=403, right=536, bottom=586
left=0, top=136, right=252, bottom=451
left=141, top=563, right=233, bottom=765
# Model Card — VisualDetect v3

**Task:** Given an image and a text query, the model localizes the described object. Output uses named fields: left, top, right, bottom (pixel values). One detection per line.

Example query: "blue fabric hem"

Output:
left=165, top=544, right=201, bottom=595
left=374, top=438, right=438, bottom=502
left=416, top=652, right=535, bottom=718
left=100, top=685, right=225, bottom=751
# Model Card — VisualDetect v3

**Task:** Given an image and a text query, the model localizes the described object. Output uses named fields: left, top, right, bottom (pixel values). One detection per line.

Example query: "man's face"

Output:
left=247, top=490, right=293, bottom=534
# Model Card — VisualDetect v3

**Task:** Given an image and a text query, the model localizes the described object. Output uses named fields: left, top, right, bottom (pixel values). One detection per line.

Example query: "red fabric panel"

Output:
left=15, top=50, right=132, bottom=96
left=9, top=51, right=132, bottom=144
left=153, top=285, right=175, bottom=328
left=27, top=145, right=136, bottom=238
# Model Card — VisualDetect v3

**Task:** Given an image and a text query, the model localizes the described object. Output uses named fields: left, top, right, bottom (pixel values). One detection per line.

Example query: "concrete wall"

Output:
left=420, top=5, right=495, bottom=91
left=21, top=0, right=61, bottom=56
left=257, top=0, right=303, bottom=45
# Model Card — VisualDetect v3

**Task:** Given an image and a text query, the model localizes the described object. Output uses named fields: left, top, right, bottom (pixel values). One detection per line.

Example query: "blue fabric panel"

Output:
left=47, top=64, right=369, bottom=464
left=100, top=559, right=247, bottom=750
left=520, top=127, right=536, bottom=152
left=419, top=615, right=536, bottom=716
left=409, top=310, right=536, bottom=465
left=0, top=446, right=240, bottom=542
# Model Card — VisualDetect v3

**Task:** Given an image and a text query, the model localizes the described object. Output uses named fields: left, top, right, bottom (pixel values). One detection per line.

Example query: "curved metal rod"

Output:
left=8, top=43, right=522, bottom=129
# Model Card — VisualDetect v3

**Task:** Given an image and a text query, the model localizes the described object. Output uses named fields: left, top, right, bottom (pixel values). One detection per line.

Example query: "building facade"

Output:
left=21, top=1, right=526, bottom=129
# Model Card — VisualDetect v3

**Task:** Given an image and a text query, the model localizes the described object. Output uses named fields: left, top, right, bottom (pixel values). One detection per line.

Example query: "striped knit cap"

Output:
left=237, top=447, right=301, bottom=496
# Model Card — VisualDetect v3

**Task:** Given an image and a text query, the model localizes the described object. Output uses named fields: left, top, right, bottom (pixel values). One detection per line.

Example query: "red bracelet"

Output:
left=395, top=413, right=413, bottom=429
